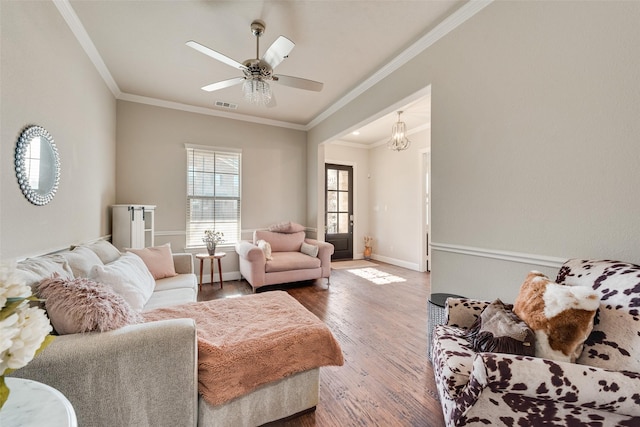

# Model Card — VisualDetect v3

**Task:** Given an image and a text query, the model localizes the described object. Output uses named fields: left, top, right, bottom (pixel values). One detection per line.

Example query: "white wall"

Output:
left=0, top=0, right=116, bottom=259
left=115, top=100, right=308, bottom=276
left=308, top=1, right=640, bottom=302
left=368, top=128, right=429, bottom=270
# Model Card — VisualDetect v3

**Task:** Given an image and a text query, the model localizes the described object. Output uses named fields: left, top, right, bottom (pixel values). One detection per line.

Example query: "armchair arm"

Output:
left=445, top=297, right=490, bottom=329
left=173, top=252, right=194, bottom=274
left=9, top=319, right=198, bottom=427
left=235, top=240, right=266, bottom=263
left=473, top=352, right=640, bottom=417
left=305, top=238, right=334, bottom=278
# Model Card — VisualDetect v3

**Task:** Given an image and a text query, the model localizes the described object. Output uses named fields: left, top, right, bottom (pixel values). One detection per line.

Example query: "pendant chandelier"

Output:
left=387, top=111, right=411, bottom=151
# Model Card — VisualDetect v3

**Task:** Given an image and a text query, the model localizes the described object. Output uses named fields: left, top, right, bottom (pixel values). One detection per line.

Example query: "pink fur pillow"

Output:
left=37, top=275, right=142, bottom=334
left=513, top=271, right=600, bottom=362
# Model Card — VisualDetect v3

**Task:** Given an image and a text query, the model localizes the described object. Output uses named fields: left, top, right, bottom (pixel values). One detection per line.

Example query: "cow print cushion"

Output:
left=466, top=299, right=535, bottom=356
left=556, top=259, right=640, bottom=372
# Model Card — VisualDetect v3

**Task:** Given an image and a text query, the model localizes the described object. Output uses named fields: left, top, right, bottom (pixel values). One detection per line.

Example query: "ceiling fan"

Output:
left=186, top=19, right=323, bottom=107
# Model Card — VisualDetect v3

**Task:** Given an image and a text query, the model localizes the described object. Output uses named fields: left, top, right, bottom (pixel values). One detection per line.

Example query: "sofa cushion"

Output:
left=59, top=246, right=104, bottom=278
left=143, top=288, right=197, bottom=311
left=16, top=255, right=74, bottom=288
left=78, top=239, right=122, bottom=264
left=466, top=299, right=535, bottom=356
left=155, top=273, right=198, bottom=293
left=265, top=252, right=321, bottom=273
left=37, top=275, right=142, bottom=334
left=89, top=253, right=155, bottom=312
left=254, top=230, right=305, bottom=252
left=556, top=259, right=640, bottom=372
left=514, top=271, right=599, bottom=363
left=126, top=243, right=178, bottom=280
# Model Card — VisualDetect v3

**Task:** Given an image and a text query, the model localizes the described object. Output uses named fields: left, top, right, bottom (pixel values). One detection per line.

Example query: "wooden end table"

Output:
left=195, top=252, right=226, bottom=290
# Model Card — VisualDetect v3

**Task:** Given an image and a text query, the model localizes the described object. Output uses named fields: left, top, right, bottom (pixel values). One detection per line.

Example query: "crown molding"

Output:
left=118, top=93, right=307, bottom=131
left=53, top=0, right=121, bottom=97
left=307, top=0, right=493, bottom=129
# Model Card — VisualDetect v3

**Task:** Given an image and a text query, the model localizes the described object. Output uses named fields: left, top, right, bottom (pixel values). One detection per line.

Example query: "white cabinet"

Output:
left=111, top=205, right=155, bottom=250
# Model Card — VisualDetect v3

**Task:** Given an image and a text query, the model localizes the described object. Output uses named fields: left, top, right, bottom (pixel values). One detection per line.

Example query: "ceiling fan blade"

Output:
left=262, top=36, right=295, bottom=69
left=201, top=77, right=245, bottom=92
left=273, top=74, right=323, bottom=92
left=186, top=40, right=247, bottom=71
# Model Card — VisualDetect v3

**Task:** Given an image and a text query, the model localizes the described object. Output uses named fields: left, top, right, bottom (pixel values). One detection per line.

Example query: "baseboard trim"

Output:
left=430, top=242, right=567, bottom=269
left=369, top=254, right=421, bottom=271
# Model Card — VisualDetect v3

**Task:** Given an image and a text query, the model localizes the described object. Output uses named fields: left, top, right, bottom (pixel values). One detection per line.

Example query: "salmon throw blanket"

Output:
left=143, top=291, right=344, bottom=406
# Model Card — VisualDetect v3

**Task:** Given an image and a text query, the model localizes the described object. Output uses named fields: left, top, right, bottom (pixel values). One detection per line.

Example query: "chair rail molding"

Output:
left=430, top=242, right=567, bottom=269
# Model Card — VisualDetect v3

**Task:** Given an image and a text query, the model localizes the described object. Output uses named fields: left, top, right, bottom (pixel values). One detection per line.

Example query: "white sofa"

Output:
left=9, top=240, right=322, bottom=427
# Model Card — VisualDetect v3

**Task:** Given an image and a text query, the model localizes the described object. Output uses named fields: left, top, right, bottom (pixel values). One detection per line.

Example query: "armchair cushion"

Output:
left=254, top=230, right=305, bottom=252
left=268, top=221, right=305, bottom=233
left=265, top=252, right=321, bottom=273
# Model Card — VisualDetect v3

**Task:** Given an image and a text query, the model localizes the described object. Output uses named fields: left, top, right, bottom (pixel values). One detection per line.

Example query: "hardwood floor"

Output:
left=198, top=262, right=445, bottom=427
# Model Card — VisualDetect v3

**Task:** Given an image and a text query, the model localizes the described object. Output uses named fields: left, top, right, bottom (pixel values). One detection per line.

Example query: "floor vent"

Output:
left=215, top=101, right=238, bottom=110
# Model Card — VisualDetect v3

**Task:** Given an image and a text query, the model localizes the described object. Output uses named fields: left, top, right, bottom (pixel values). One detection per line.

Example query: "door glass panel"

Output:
left=338, top=192, right=349, bottom=211
left=327, top=169, right=337, bottom=191
left=338, top=213, right=349, bottom=233
left=327, top=191, right=338, bottom=211
left=327, top=213, right=338, bottom=233
left=338, top=170, right=349, bottom=191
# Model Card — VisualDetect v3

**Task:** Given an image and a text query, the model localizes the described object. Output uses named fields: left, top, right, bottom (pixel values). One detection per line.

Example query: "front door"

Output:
left=325, top=164, right=353, bottom=260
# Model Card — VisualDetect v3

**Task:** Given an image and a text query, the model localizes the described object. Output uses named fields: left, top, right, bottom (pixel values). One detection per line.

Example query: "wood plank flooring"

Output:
left=197, top=262, right=445, bottom=427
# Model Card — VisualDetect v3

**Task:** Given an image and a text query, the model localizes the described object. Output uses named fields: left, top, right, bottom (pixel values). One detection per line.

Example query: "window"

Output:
left=186, top=145, right=241, bottom=248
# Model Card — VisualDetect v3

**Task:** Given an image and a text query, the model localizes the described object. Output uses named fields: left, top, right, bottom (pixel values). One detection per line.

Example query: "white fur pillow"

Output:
left=60, top=246, right=104, bottom=278
left=256, top=239, right=273, bottom=260
left=89, top=253, right=155, bottom=312
left=514, top=271, right=600, bottom=362
left=38, top=275, right=142, bottom=334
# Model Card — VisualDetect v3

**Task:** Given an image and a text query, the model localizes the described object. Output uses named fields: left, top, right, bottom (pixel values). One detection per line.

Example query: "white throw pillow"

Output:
left=60, top=246, right=104, bottom=278
left=256, top=239, right=273, bottom=260
left=89, top=252, right=155, bottom=312
left=300, top=242, right=319, bottom=258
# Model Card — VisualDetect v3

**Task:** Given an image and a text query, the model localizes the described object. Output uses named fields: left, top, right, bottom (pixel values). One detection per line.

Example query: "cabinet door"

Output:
left=130, top=208, right=146, bottom=249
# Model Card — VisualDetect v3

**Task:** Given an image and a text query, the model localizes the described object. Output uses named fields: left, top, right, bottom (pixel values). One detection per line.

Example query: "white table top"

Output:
left=0, top=377, right=77, bottom=427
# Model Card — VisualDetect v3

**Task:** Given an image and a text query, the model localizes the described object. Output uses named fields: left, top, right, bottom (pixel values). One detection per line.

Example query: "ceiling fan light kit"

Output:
left=388, top=111, right=411, bottom=151
left=187, top=19, right=323, bottom=107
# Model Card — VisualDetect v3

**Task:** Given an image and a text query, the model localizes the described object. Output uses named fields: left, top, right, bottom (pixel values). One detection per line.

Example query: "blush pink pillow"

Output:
left=126, top=243, right=178, bottom=280
left=37, top=275, right=142, bottom=334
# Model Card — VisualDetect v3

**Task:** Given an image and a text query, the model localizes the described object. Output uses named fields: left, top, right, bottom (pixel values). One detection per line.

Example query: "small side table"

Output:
left=428, top=292, right=465, bottom=361
left=196, top=252, right=226, bottom=290
left=0, top=377, right=77, bottom=427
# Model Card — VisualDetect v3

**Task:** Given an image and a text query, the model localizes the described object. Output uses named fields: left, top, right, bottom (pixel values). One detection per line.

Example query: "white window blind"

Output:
left=186, top=146, right=241, bottom=248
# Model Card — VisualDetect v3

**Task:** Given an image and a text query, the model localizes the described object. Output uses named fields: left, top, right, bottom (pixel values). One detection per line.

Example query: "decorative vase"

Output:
left=363, top=246, right=372, bottom=260
left=206, top=242, right=217, bottom=255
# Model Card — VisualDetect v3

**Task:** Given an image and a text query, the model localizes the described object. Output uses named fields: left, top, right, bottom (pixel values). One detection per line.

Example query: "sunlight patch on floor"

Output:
left=347, top=267, right=407, bottom=285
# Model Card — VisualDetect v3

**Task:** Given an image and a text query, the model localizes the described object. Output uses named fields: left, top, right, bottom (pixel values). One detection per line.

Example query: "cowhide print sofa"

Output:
left=432, top=259, right=640, bottom=426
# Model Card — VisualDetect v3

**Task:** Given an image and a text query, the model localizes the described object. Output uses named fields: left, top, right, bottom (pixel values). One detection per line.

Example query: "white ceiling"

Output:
left=64, top=0, right=466, bottom=144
